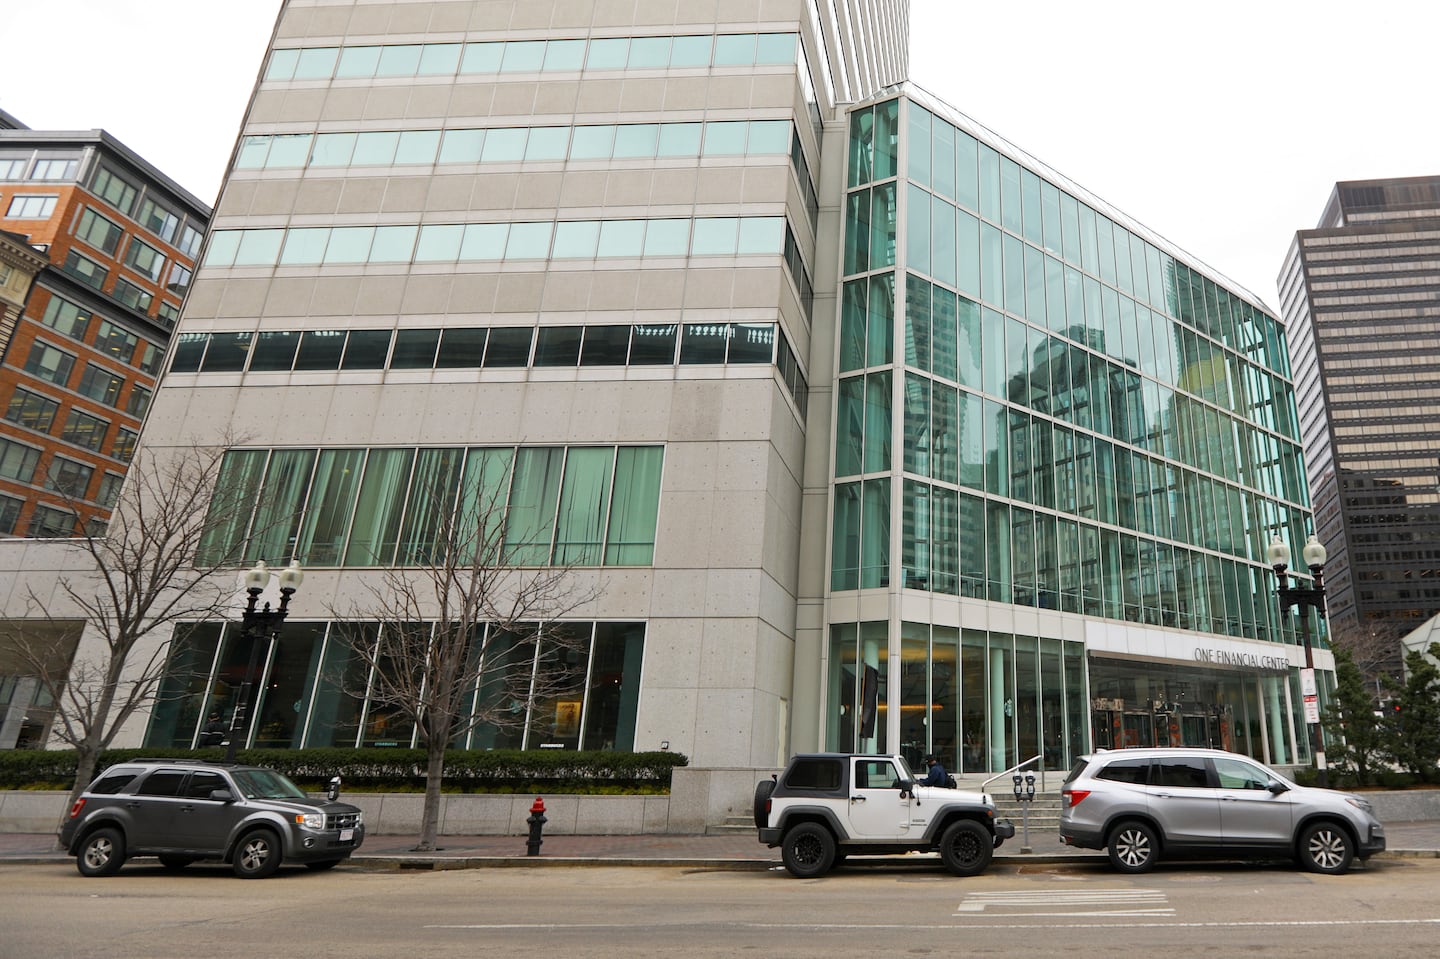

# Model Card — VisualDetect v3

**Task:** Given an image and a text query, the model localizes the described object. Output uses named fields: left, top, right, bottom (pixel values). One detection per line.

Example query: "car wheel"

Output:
left=1298, top=821, right=1354, bottom=875
left=938, top=820, right=993, bottom=877
left=232, top=828, right=282, bottom=879
left=76, top=827, right=126, bottom=878
left=304, top=859, right=343, bottom=871
left=1107, top=820, right=1159, bottom=874
left=753, top=779, right=776, bottom=829
left=780, top=822, right=836, bottom=878
left=158, top=855, right=195, bottom=870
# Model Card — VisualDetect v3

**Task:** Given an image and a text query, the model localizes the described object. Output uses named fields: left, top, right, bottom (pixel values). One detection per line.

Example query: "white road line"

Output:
left=425, top=919, right=1440, bottom=931
left=956, top=888, right=1170, bottom=915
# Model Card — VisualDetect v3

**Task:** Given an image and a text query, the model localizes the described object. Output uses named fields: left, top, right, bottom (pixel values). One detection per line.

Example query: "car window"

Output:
left=135, top=769, right=187, bottom=796
left=854, top=759, right=900, bottom=790
left=1153, top=757, right=1211, bottom=788
left=1095, top=758, right=1149, bottom=784
left=230, top=768, right=309, bottom=800
left=783, top=759, right=842, bottom=790
left=183, top=770, right=229, bottom=799
left=1062, top=759, right=1090, bottom=785
left=1212, top=757, right=1271, bottom=790
left=88, top=769, right=142, bottom=794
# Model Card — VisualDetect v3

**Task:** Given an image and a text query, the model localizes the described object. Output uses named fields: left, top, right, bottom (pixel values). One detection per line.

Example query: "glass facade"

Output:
left=145, top=620, right=644, bottom=751
left=827, top=95, right=1321, bottom=774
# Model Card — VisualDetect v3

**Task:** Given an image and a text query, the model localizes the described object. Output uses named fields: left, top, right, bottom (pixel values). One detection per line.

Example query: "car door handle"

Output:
left=179, top=804, right=196, bottom=813
left=851, top=796, right=866, bottom=803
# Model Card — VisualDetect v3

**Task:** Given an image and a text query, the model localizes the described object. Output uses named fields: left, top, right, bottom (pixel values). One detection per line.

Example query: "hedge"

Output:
left=0, top=748, right=689, bottom=794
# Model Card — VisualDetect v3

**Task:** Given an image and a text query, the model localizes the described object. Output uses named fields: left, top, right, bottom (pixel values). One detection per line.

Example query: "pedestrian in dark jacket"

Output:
left=197, top=712, right=227, bottom=748
left=920, top=754, right=951, bottom=787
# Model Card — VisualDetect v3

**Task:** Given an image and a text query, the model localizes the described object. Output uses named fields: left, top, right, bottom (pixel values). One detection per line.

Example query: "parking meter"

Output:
left=1012, top=772, right=1023, bottom=803
left=1023, top=771, right=1036, bottom=801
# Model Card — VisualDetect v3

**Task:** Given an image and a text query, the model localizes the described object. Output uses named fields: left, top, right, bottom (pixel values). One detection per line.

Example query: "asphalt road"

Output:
left=7, top=857, right=1440, bottom=958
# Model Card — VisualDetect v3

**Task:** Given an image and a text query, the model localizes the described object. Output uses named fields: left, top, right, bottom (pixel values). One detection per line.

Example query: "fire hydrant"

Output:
left=526, top=796, right=547, bottom=856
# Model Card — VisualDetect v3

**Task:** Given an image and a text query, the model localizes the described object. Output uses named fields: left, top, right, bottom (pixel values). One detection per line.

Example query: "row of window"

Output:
left=0, top=492, right=105, bottom=539
left=203, top=215, right=792, bottom=267
left=199, top=444, right=665, bottom=570
left=847, top=98, right=1289, bottom=379
left=90, top=165, right=203, bottom=258
left=235, top=119, right=797, bottom=170
left=146, top=619, right=645, bottom=752
left=6, top=384, right=148, bottom=448
left=72, top=204, right=193, bottom=293
left=0, top=151, right=81, bottom=182
left=38, top=291, right=164, bottom=374
left=21, top=337, right=149, bottom=425
left=833, top=478, right=1314, bottom=647
left=0, top=432, right=132, bottom=504
left=265, top=32, right=799, bottom=82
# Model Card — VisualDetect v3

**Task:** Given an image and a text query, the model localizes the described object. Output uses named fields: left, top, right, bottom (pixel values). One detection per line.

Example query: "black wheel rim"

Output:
left=793, top=834, right=823, bottom=866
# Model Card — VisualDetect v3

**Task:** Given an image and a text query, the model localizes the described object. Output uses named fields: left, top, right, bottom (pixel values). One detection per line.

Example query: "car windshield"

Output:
left=895, top=757, right=915, bottom=780
left=231, top=768, right=309, bottom=800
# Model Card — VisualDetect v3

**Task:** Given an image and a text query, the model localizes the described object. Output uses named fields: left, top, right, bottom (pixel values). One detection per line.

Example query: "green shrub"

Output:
left=0, top=748, right=688, bottom=793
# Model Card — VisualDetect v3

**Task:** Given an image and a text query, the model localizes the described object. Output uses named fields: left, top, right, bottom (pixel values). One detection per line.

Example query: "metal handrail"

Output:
left=981, top=754, right=1044, bottom=795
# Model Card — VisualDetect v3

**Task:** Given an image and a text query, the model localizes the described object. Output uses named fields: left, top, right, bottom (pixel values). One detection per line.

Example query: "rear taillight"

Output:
left=1062, top=788, right=1090, bottom=807
left=764, top=798, right=772, bottom=817
left=67, top=798, right=86, bottom=819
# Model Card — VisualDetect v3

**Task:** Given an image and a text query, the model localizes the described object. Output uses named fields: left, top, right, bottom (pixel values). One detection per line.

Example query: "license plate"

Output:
left=339, top=828, right=354, bottom=841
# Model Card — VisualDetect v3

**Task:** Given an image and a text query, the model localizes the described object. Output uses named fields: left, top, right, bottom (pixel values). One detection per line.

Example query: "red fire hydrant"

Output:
left=526, top=796, right=547, bottom=856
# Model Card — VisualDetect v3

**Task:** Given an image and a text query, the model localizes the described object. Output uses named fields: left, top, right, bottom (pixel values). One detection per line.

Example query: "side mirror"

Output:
left=326, top=776, right=342, bottom=802
left=1267, top=780, right=1289, bottom=795
left=209, top=788, right=235, bottom=802
left=899, top=780, right=915, bottom=799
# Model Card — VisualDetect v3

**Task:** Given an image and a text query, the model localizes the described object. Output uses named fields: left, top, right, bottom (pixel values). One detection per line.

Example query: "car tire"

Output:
left=1298, top=821, right=1354, bottom=875
left=158, top=855, right=195, bottom=870
left=780, top=822, right=836, bottom=878
left=76, top=827, right=126, bottom=878
left=938, top=820, right=993, bottom=877
left=1107, top=820, right=1159, bottom=874
left=304, top=859, right=343, bottom=871
left=753, top=779, right=776, bottom=829
left=232, top=828, right=283, bottom=879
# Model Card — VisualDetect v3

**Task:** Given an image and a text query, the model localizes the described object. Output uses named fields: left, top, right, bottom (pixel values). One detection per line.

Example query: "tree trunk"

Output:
left=416, top=744, right=446, bottom=852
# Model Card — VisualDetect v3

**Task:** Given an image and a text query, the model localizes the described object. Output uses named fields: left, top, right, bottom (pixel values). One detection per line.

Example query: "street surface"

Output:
left=6, top=857, right=1440, bottom=958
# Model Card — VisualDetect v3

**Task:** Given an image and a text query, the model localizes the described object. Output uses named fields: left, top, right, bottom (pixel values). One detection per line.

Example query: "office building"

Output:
left=81, top=1, right=1323, bottom=780
left=1279, top=176, right=1440, bottom=669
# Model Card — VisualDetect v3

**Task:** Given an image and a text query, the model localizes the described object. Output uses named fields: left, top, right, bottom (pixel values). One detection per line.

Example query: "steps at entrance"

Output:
left=707, top=816, right=759, bottom=836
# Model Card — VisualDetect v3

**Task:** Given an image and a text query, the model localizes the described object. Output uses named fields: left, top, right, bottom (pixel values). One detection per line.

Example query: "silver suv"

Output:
left=1059, top=747, right=1384, bottom=874
left=58, top=759, right=365, bottom=878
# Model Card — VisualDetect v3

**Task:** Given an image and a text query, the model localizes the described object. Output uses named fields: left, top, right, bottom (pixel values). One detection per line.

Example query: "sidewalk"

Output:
left=6, top=821, right=1439, bottom=869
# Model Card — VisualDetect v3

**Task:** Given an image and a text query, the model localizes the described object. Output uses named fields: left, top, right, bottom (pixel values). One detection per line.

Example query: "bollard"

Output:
left=526, top=796, right=547, bottom=856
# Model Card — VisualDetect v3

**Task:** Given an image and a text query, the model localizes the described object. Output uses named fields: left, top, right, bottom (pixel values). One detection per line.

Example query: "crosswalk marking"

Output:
left=956, top=889, right=1173, bottom=918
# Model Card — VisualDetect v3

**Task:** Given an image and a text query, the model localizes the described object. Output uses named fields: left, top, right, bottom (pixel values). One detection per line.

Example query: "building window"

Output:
left=61, top=410, right=109, bottom=452
left=157, top=301, right=180, bottom=325
left=91, top=166, right=139, bottom=216
left=125, top=384, right=151, bottom=417
left=177, top=223, right=202, bottom=258
left=95, top=320, right=138, bottom=363
left=0, top=156, right=27, bottom=179
left=5, top=194, right=57, bottom=219
left=45, top=456, right=94, bottom=497
left=30, top=157, right=79, bottom=180
left=77, top=364, right=124, bottom=405
left=111, top=277, right=153, bottom=312
left=0, top=438, right=42, bottom=483
left=166, top=262, right=192, bottom=296
left=136, top=341, right=163, bottom=374
left=28, top=504, right=77, bottom=538
left=40, top=294, right=91, bottom=339
left=113, top=428, right=138, bottom=463
left=95, top=472, right=124, bottom=508
left=136, top=197, right=180, bottom=244
left=123, top=237, right=166, bottom=281
left=0, top=493, right=22, bottom=534
left=62, top=250, right=107, bottom=290
left=22, top=342, right=76, bottom=387
left=75, top=207, right=125, bottom=255
left=4, top=388, right=60, bottom=432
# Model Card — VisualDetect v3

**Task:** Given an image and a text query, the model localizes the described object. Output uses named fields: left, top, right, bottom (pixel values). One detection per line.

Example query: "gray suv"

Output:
left=1059, top=747, right=1384, bottom=874
left=58, top=759, right=365, bottom=878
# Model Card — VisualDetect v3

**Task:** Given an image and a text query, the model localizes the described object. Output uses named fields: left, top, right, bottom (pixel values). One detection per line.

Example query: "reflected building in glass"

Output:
left=1279, top=176, right=1440, bottom=667
left=78, top=2, right=1328, bottom=785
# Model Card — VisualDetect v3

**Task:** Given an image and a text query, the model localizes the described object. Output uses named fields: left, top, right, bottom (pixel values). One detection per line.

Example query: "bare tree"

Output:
left=3, top=436, right=256, bottom=819
left=334, top=471, right=600, bottom=852
left=1328, top=617, right=1409, bottom=697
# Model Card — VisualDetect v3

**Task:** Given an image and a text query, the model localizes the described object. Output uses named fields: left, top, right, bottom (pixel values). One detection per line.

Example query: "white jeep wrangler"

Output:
left=755, top=752, right=1014, bottom=878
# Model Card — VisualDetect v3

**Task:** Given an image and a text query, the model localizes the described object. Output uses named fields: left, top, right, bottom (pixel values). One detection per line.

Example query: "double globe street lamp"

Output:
left=224, top=560, right=304, bottom=763
left=1266, top=534, right=1328, bottom=788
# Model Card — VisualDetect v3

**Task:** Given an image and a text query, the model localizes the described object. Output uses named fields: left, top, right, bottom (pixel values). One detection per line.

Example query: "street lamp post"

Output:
left=224, top=560, right=304, bottom=763
left=1266, top=534, right=1328, bottom=788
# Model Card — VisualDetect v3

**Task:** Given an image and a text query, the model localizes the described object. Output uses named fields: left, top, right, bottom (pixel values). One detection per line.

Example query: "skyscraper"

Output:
left=1279, top=176, right=1440, bottom=669
left=84, top=1, right=1323, bottom=784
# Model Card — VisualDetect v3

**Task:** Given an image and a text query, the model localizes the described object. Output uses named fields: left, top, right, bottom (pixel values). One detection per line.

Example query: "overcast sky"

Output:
left=3, top=0, right=1436, bottom=311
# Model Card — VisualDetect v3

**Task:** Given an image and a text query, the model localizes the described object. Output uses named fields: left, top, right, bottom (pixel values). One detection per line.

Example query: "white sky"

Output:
left=3, top=0, right=1437, bottom=311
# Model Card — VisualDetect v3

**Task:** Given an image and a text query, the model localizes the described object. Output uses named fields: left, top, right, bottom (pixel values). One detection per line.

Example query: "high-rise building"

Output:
left=1279, top=176, right=1440, bottom=668
left=0, top=109, right=210, bottom=538
left=85, top=1, right=1323, bottom=785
